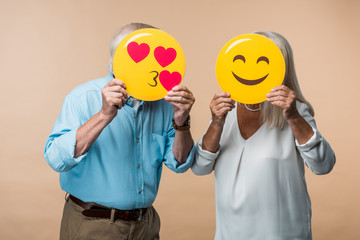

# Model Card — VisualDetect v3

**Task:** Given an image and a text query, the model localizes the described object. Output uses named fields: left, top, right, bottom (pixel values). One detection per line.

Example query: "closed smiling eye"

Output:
left=233, top=55, right=245, bottom=63
left=257, top=56, right=269, bottom=64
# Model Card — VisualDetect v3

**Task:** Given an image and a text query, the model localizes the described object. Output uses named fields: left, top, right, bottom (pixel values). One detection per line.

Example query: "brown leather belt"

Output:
left=69, top=195, right=147, bottom=221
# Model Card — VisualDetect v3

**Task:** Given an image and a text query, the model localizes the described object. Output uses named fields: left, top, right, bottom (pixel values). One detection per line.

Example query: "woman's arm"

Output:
left=191, top=92, right=235, bottom=175
left=203, top=92, right=235, bottom=152
left=266, top=85, right=313, bottom=144
left=294, top=102, right=335, bottom=174
left=267, top=86, right=335, bottom=174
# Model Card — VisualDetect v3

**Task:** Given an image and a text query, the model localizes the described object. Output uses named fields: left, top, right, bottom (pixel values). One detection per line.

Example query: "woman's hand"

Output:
left=267, top=85, right=314, bottom=144
left=210, top=92, right=235, bottom=126
left=266, top=85, right=299, bottom=120
left=202, top=92, right=235, bottom=153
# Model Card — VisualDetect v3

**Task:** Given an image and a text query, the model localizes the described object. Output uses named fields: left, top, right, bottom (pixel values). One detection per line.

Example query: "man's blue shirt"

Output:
left=44, top=74, right=195, bottom=210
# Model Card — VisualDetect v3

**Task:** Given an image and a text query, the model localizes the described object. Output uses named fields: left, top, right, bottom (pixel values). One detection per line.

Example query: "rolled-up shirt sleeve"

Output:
left=163, top=126, right=196, bottom=173
left=191, top=136, right=220, bottom=176
left=296, top=102, right=336, bottom=175
left=44, top=95, right=87, bottom=172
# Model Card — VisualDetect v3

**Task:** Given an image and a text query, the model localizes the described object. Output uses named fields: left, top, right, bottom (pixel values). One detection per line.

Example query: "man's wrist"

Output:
left=173, top=115, right=190, bottom=131
left=98, top=110, right=115, bottom=124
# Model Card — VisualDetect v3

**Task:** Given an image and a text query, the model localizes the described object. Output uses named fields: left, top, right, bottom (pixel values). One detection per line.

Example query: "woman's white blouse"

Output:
left=192, top=102, right=335, bottom=240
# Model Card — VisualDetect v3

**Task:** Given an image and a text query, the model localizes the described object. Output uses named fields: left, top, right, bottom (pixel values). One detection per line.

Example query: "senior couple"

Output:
left=44, top=23, right=335, bottom=240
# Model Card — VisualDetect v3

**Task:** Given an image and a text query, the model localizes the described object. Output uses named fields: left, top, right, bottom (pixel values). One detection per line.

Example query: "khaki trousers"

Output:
left=60, top=197, right=160, bottom=240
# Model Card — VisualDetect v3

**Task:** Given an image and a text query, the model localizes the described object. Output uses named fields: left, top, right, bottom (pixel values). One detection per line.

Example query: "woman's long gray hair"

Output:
left=254, top=31, right=314, bottom=129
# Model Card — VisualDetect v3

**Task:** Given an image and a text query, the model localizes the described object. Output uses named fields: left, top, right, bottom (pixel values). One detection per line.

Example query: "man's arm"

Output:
left=172, top=127, right=193, bottom=165
left=164, top=85, right=195, bottom=164
left=74, top=78, right=127, bottom=158
left=74, top=78, right=128, bottom=157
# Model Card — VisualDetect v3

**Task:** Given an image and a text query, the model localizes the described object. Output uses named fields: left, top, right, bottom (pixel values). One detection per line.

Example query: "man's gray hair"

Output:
left=108, top=23, right=157, bottom=73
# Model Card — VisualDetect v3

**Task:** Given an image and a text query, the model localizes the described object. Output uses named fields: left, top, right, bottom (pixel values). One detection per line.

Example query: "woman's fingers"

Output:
left=210, top=92, right=235, bottom=119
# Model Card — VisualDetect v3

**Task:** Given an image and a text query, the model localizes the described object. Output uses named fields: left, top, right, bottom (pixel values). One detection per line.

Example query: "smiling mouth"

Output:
left=232, top=72, right=269, bottom=86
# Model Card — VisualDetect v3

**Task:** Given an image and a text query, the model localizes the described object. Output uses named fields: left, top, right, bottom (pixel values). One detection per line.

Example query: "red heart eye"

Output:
left=127, top=42, right=150, bottom=63
left=159, top=70, right=182, bottom=91
left=154, top=46, right=177, bottom=68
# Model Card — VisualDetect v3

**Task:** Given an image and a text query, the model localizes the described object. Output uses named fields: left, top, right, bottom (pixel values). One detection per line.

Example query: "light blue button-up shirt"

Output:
left=44, top=74, right=195, bottom=210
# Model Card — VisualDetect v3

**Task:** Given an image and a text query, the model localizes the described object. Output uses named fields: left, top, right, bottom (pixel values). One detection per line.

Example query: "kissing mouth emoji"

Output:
left=232, top=72, right=269, bottom=86
left=148, top=71, right=159, bottom=87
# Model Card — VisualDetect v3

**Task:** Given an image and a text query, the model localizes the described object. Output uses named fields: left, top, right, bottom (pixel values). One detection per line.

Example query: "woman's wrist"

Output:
left=285, top=111, right=302, bottom=123
left=287, top=113, right=314, bottom=144
left=211, top=118, right=226, bottom=128
left=201, top=121, right=224, bottom=153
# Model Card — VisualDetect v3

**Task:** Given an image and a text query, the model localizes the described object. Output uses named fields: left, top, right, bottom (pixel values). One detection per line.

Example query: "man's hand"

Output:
left=100, top=78, right=128, bottom=121
left=164, top=85, right=195, bottom=126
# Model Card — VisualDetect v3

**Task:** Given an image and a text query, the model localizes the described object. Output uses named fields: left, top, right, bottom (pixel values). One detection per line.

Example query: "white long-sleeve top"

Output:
left=192, top=102, right=335, bottom=240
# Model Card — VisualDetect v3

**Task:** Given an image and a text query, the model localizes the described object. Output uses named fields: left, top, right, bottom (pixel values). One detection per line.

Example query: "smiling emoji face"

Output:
left=216, top=34, right=285, bottom=104
left=113, top=28, right=185, bottom=101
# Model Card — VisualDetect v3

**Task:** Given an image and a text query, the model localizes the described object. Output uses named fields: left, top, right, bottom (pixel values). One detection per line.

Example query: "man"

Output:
left=44, top=23, right=195, bottom=239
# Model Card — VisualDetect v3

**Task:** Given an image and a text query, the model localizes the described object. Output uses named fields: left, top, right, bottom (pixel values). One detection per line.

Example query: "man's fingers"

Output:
left=106, top=85, right=128, bottom=97
left=167, top=91, right=195, bottom=102
left=106, top=92, right=127, bottom=99
left=107, top=78, right=127, bottom=89
left=110, top=97, right=125, bottom=108
left=165, top=96, right=193, bottom=104
left=171, top=85, right=191, bottom=94
left=167, top=102, right=188, bottom=109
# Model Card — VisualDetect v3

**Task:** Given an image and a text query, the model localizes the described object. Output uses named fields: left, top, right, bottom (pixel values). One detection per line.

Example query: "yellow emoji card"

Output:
left=113, top=28, right=186, bottom=101
left=216, top=34, right=285, bottom=104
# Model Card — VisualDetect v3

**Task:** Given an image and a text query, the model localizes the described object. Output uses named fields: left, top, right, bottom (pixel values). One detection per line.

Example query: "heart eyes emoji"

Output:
left=112, top=28, right=185, bottom=101
left=127, top=41, right=181, bottom=91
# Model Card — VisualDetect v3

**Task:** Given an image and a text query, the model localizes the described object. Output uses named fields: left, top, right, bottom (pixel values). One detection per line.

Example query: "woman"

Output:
left=192, top=32, right=335, bottom=240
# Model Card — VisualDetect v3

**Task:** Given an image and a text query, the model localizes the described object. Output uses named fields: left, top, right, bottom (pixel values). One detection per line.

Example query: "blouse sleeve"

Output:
left=191, top=135, right=220, bottom=176
left=295, top=102, right=336, bottom=175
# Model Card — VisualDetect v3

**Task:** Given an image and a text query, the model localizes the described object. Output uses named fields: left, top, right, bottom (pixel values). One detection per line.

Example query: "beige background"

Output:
left=1, top=0, right=359, bottom=239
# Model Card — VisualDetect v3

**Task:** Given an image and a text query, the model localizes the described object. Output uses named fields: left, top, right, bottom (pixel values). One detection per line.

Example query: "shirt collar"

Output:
left=126, top=96, right=144, bottom=108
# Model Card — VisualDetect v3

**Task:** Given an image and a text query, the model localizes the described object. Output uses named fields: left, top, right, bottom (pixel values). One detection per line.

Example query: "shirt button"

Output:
left=137, top=164, right=140, bottom=168
left=133, top=114, right=136, bottom=118
left=136, top=138, right=139, bottom=143
left=138, top=189, right=142, bottom=194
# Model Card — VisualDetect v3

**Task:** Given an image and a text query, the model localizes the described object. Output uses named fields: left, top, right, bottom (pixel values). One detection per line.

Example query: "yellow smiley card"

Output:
left=113, top=28, right=186, bottom=101
left=216, top=34, right=285, bottom=104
